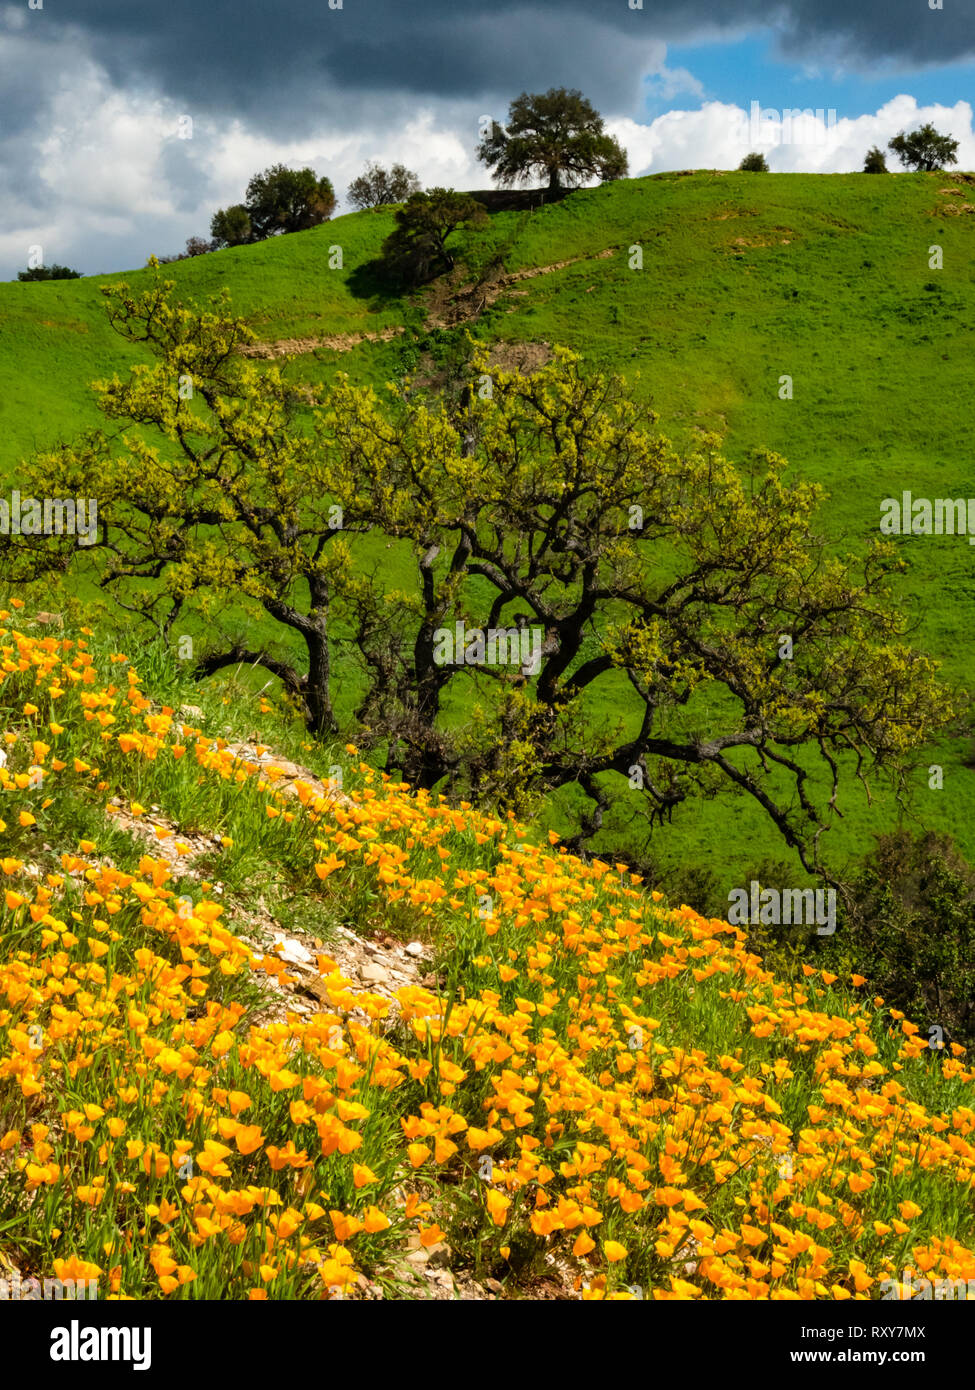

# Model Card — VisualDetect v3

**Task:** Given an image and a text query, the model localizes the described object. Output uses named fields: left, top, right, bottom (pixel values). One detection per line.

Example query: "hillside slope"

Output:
left=2, top=170, right=974, bottom=883
left=0, top=600, right=974, bottom=1300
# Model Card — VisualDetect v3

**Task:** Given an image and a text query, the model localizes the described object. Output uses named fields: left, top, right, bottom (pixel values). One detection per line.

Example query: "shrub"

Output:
left=817, top=832, right=975, bottom=1047
left=16, top=264, right=82, bottom=281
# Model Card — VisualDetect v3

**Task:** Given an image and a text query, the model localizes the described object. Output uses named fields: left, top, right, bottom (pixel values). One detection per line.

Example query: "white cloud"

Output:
left=609, top=95, right=975, bottom=175
left=642, top=67, right=706, bottom=103
left=1, top=4, right=27, bottom=32
left=205, top=109, right=478, bottom=215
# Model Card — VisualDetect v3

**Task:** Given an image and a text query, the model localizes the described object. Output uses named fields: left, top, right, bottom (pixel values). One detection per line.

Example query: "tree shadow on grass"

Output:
left=346, top=257, right=407, bottom=308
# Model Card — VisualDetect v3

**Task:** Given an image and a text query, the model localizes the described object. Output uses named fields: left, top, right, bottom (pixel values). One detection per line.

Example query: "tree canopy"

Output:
left=210, top=204, right=252, bottom=248
left=888, top=124, right=959, bottom=172
left=210, top=165, right=335, bottom=246
left=476, top=88, right=628, bottom=191
left=245, top=164, right=336, bottom=237
left=11, top=275, right=957, bottom=875
left=378, top=189, right=488, bottom=286
left=347, top=161, right=421, bottom=210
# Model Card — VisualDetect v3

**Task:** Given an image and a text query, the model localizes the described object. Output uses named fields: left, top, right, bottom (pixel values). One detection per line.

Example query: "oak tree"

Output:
left=12, top=277, right=956, bottom=873
left=477, top=88, right=628, bottom=191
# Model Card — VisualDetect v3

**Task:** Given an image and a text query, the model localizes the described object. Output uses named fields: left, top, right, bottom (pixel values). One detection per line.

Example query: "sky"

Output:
left=2, top=0, right=975, bottom=279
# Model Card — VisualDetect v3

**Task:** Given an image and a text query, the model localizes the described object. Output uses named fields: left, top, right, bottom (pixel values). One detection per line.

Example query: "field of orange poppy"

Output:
left=0, top=598, right=973, bottom=1301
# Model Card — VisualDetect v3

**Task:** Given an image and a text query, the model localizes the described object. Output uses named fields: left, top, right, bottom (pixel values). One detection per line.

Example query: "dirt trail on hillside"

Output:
left=506, top=246, right=615, bottom=283
left=98, top=722, right=437, bottom=1034
left=425, top=245, right=618, bottom=329
left=240, top=245, right=621, bottom=356
left=239, top=326, right=404, bottom=359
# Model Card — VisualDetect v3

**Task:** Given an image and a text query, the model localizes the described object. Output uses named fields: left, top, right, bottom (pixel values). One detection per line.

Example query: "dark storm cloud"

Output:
left=773, top=0, right=969, bottom=68
left=41, top=0, right=975, bottom=128
left=48, top=1, right=665, bottom=134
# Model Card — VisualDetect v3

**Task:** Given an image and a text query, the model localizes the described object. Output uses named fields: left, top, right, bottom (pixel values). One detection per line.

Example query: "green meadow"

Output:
left=2, top=169, right=973, bottom=889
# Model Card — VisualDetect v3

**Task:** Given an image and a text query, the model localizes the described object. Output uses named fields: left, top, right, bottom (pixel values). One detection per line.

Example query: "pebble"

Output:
left=273, top=936, right=315, bottom=967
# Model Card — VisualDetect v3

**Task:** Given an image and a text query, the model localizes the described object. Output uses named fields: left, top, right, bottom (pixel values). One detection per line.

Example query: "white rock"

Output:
left=273, top=936, right=315, bottom=967
left=405, top=941, right=425, bottom=957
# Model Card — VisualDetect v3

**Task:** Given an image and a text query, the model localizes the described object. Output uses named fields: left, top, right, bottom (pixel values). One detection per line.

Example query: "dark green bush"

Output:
left=815, top=831, right=975, bottom=1048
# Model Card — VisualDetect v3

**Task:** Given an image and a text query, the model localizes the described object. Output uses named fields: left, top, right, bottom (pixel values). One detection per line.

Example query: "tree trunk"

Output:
left=303, top=623, right=336, bottom=736
left=547, top=167, right=562, bottom=191
left=260, top=590, right=337, bottom=738
left=402, top=742, right=452, bottom=792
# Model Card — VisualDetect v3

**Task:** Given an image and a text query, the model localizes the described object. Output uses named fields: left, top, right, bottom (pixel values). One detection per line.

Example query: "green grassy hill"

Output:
left=2, top=170, right=974, bottom=888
